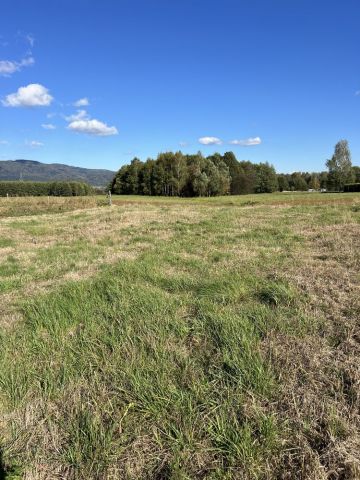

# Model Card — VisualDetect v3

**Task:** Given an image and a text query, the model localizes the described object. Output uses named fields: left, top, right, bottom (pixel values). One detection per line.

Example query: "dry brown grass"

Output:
left=264, top=213, right=360, bottom=479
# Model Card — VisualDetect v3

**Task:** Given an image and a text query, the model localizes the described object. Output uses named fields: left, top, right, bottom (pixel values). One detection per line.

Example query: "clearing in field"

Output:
left=0, top=192, right=359, bottom=479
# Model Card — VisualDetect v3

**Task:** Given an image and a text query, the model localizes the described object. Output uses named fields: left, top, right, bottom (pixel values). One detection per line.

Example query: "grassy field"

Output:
left=0, top=192, right=359, bottom=479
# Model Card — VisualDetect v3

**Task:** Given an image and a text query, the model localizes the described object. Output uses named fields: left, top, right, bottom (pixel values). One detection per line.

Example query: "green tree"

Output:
left=193, top=171, right=209, bottom=196
left=125, top=158, right=142, bottom=194
left=152, top=160, right=166, bottom=195
left=111, top=165, right=129, bottom=194
left=319, top=171, right=328, bottom=189
left=308, top=174, right=320, bottom=190
left=139, top=159, right=155, bottom=195
left=216, top=160, right=231, bottom=195
left=109, top=151, right=279, bottom=197
left=326, top=140, right=354, bottom=191
left=290, top=173, right=308, bottom=191
left=159, top=151, right=188, bottom=196
left=255, top=163, right=278, bottom=193
left=277, top=174, right=289, bottom=192
left=237, top=161, right=257, bottom=194
left=352, top=166, right=360, bottom=183
left=221, top=152, right=243, bottom=194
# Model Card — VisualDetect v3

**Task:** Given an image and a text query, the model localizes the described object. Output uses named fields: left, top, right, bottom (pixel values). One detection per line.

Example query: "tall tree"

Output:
left=308, top=173, right=320, bottom=190
left=319, top=171, right=328, bottom=189
left=221, top=152, right=243, bottom=194
left=277, top=174, right=289, bottom=192
left=126, top=158, right=143, bottom=194
left=290, top=173, right=308, bottom=191
left=326, top=140, right=354, bottom=191
left=255, top=163, right=278, bottom=193
left=352, top=166, right=360, bottom=183
left=237, top=161, right=257, bottom=194
left=139, top=159, right=155, bottom=195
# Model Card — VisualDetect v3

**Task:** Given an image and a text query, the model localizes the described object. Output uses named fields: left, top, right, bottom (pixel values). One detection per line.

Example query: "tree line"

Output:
left=110, top=152, right=278, bottom=196
left=0, top=181, right=93, bottom=197
left=110, top=141, right=359, bottom=197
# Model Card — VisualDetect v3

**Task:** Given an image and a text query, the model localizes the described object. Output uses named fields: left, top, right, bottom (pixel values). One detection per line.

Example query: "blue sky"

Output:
left=0, top=0, right=359, bottom=173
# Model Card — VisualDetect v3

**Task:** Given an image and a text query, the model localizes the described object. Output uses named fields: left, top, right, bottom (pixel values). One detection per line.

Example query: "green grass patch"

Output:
left=0, top=256, right=283, bottom=478
left=0, top=238, right=15, bottom=248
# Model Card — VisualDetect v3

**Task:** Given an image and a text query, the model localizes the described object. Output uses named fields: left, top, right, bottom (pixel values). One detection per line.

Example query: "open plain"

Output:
left=0, top=192, right=359, bottom=479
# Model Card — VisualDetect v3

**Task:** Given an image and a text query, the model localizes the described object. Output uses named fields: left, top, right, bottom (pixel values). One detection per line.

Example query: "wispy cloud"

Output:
left=26, top=34, right=35, bottom=48
left=179, top=141, right=188, bottom=147
left=0, top=140, right=9, bottom=145
left=2, top=84, right=53, bottom=107
left=65, top=109, right=89, bottom=122
left=355, top=90, right=360, bottom=96
left=0, top=33, right=35, bottom=76
left=198, top=136, right=222, bottom=145
left=74, top=97, right=90, bottom=107
left=26, top=140, right=44, bottom=148
left=229, top=136, right=262, bottom=146
left=41, top=123, right=56, bottom=130
left=0, top=56, right=34, bottom=76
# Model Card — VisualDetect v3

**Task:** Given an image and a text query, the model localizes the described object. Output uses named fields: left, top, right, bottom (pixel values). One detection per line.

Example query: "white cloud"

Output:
left=355, top=90, right=360, bottom=96
left=42, top=123, right=56, bottom=130
left=2, top=83, right=53, bottom=107
left=68, top=118, right=118, bottom=136
left=198, top=136, right=222, bottom=145
left=0, top=56, right=34, bottom=76
left=66, top=109, right=118, bottom=136
left=230, top=136, right=262, bottom=146
left=74, top=97, right=90, bottom=107
left=0, top=140, right=9, bottom=145
left=0, top=60, right=19, bottom=76
left=26, top=140, right=44, bottom=147
left=65, top=109, right=89, bottom=122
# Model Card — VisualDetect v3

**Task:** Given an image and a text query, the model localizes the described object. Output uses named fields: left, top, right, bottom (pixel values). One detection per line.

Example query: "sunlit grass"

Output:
left=0, top=192, right=359, bottom=478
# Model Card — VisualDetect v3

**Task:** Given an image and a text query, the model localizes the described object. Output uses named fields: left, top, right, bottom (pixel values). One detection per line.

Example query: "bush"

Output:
left=344, top=183, right=360, bottom=192
left=0, top=181, right=93, bottom=197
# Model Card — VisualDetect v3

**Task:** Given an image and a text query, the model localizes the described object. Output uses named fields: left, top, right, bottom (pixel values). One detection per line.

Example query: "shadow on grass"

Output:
left=0, top=450, right=6, bottom=480
left=0, top=449, right=21, bottom=480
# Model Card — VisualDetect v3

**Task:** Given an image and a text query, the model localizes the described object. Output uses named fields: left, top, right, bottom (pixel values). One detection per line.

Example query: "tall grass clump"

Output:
left=0, top=258, right=282, bottom=479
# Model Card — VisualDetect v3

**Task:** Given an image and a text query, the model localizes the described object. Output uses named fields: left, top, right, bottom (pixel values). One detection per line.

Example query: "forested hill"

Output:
left=0, top=160, right=115, bottom=187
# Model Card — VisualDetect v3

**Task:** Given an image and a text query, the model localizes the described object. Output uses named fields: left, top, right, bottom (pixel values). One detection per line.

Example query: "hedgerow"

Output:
left=0, top=181, right=92, bottom=197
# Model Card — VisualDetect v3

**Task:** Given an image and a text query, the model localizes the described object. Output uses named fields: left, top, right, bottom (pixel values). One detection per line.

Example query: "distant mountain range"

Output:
left=0, top=160, right=115, bottom=187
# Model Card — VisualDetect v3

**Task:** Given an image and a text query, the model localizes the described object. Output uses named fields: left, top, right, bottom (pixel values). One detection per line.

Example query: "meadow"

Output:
left=0, top=192, right=359, bottom=479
